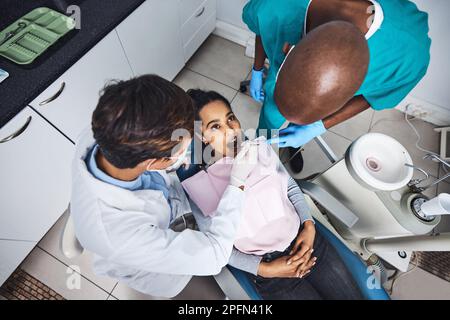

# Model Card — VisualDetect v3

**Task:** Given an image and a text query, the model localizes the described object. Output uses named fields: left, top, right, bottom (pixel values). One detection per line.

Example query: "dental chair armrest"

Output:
left=214, top=267, right=252, bottom=300
left=60, top=208, right=84, bottom=259
left=296, top=180, right=359, bottom=228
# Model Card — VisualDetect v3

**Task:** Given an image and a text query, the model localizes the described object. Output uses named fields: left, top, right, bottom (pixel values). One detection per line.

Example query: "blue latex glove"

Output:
left=249, top=67, right=264, bottom=102
left=267, top=120, right=326, bottom=148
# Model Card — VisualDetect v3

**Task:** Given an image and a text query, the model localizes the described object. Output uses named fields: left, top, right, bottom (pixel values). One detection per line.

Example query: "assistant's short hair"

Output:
left=92, top=74, right=195, bottom=169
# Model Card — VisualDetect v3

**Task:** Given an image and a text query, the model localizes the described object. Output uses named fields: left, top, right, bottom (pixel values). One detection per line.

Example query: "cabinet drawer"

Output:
left=0, top=107, right=74, bottom=242
left=29, top=31, right=133, bottom=142
left=181, top=0, right=216, bottom=46
left=183, top=11, right=216, bottom=62
left=180, top=0, right=206, bottom=25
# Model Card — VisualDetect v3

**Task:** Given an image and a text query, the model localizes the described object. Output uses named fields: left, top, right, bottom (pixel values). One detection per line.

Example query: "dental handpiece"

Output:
left=241, top=140, right=262, bottom=147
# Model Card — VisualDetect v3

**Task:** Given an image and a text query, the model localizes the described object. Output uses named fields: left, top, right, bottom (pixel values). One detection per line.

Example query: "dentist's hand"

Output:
left=267, top=120, right=326, bottom=148
left=230, top=143, right=258, bottom=189
left=249, top=67, right=264, bottom=103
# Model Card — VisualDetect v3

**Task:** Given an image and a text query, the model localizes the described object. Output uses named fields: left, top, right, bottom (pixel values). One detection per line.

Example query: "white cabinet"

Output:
left=29, top=31, right=133, bottom=142
left=180, top=0, right=217, bottom=62
left=180, top=0, right=206, bottom=24
left=0, top=240, right=36, bottom=285
left=0, top=107, right=74, bottom=242
left=0, top=107, right=74, bottom=286
left=116, top=0, right=185, bottom=80
left=0, top=0, right=218, bottom=287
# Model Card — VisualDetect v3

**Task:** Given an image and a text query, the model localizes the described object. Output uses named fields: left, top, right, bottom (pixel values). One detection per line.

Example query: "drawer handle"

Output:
left=0, top=116, right=32, bottom=144
left=39, top=82, right=66, bottom=106
left=195, top=6, right=205, bottom=18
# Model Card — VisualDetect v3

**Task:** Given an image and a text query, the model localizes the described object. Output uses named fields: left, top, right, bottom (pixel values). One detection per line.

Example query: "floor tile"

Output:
left=20, top=247, right=109, bottom=300
left=421, top=183, right=438, bottom=200
left=282, top=131, right=352, bottom=180
left=110, top=282, right=167, bottom=300
left=231, top=92, right=262, bottom=134
left=173, top=68, right=237, bottom=102
left=369, top=109, right=440, bottom=179
left=390, top=266, right=450, bottom=300
left=438, top=162, right=450, bottom=181
left=187, top=35, right=253, bottom=90
left=111, top=276, right=225, bottom=300
left=37, top=211, right=118, bottom=293
left=329, top=108, right=375, bottom=141
left=437, top=179, right=450, bottom=195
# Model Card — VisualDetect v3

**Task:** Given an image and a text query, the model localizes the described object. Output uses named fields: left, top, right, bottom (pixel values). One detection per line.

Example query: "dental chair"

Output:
left=224, top=224, right=390, bottom=300
left=203, top=133, right=449, bottom=300
left=211, top=137, right=392, bottom=300
left=60, top=206, right=84, bottom=259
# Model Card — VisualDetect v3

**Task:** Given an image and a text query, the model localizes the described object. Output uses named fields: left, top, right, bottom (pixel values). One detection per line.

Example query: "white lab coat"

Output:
left=70, top=129, right=244, bottom=297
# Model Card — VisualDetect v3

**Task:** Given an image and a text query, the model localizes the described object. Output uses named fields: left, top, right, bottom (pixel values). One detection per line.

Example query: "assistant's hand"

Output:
left=249, top=67, right=264, bottom=103
left=267, top=120, right=326, bottom=148
left=229, top=143, right=258, bottom=188
left=287, top=221, right=316, bottom=277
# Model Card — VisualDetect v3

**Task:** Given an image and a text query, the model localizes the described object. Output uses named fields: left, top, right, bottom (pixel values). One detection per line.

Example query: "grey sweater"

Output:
left=190, top=176, right=313, bottom=276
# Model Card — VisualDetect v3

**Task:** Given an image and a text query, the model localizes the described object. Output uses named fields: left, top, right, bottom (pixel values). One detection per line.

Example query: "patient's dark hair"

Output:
left=92, top=74, right=195, bottom=169
left=186, top=89, right=231, bottom=119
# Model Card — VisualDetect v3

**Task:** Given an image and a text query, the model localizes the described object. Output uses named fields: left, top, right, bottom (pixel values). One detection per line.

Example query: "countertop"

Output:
left=0, top=0, right=145, bottom=128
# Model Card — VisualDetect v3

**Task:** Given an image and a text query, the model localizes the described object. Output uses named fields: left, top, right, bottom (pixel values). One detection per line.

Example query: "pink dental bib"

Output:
left=182, top=138, right=300, bottom=255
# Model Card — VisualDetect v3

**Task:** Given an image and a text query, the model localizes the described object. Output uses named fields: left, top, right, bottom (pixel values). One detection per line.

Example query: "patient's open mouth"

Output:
left=226, top=136, right=239, bottom=157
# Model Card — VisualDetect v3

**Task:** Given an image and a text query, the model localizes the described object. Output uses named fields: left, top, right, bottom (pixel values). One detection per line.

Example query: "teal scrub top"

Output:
left=242, top=0, right=431, bottom=130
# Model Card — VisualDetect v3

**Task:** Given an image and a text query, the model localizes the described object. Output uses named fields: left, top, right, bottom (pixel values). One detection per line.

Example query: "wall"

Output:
left=216, top=0, right=249, bottom=29
left=409, top=0, right=450, bottom=117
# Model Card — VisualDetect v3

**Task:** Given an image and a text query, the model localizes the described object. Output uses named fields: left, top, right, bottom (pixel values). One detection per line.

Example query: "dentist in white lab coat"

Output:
left=70, top=75, right=255, bottom=298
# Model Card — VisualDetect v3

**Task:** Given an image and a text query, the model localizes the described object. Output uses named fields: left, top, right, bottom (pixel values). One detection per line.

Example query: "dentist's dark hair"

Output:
left=92, top=74, right=195, bottom=169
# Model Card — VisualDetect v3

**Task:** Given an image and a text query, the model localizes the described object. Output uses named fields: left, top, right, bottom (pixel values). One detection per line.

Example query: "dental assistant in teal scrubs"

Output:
left=243, top=0, right=431, bottom=172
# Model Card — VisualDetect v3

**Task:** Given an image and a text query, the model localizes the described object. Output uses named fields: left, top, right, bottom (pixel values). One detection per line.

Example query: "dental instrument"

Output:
left=0, top=22, right=26, bottom=46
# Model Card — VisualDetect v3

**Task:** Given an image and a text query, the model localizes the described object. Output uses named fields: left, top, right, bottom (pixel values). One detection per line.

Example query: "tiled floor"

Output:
left=389, top=262, right=450, bottom=300
left=17, top=35, right=450, bottom=300
left=0, top=269, right=65, bottom=300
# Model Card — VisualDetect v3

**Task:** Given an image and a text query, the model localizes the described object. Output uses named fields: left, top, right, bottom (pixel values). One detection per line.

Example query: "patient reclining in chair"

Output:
left=178, top=89, right=363, bottom=300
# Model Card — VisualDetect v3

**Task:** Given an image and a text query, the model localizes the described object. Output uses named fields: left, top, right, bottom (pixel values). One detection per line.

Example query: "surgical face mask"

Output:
left=165, top=147, right=190, bottom=172
left=147, top=146, right=190, bottom=173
